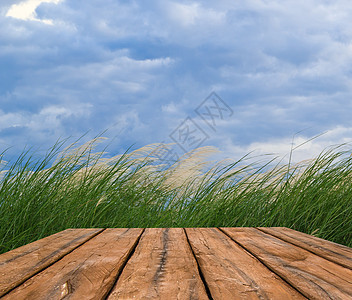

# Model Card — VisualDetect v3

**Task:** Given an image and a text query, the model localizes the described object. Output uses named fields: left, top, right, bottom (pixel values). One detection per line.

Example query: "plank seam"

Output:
left=183, top=228, right=214, bottom=300
left=256, top=227, right=352, bottom=270
left=0, top=228, right=106, bottom=298
left=103, top=228, right=146, bottom=300
left=217, top=227, right=308, bottom=299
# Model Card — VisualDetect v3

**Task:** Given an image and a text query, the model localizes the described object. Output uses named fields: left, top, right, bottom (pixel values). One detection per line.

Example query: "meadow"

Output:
left=0, top=137, right=351, bottom=254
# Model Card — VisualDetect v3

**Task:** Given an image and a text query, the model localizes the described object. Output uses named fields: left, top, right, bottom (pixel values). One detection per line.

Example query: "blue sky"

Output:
left=1, top=0, right=352, bottom=164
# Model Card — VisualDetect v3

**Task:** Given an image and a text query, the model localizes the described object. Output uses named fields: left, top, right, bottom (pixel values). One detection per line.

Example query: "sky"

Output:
left=1, top=0, right=352, bottom=165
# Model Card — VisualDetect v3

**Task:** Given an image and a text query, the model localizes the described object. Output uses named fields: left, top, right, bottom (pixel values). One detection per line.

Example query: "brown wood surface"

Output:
left=0, top=228, right=103, bottom=297
left=1, top=227, right=351, bottom=299
left=108, top=228, right=209, bottom=299
left=2, top=228, right=143, bottom=300
left=221, top=227, right=352, bottom=299
left=258, top=226, right=352, bottom=270
left=185, top=228, right=305, bottom=299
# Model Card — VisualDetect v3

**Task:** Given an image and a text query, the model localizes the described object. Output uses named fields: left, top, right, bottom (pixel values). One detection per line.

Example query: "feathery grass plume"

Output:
left=161, top=146, right=219, bottom=189
left=53, top=137, right=108, bottom=165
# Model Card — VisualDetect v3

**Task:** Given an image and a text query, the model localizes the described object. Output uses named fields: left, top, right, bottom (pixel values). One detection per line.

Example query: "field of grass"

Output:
left=0, top=137, right=351, bottom=254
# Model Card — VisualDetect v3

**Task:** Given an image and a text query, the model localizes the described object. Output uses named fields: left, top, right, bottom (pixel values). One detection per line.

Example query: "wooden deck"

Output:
left=0, top=227, right=351, bottom=299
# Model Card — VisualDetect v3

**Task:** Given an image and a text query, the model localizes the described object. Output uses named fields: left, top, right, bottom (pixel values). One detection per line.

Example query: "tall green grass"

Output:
left=0, top=137, right=351, bottom=254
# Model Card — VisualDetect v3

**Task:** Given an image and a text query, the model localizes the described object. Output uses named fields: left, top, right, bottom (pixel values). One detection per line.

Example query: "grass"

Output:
left=0, top=137, right=351, bottom=254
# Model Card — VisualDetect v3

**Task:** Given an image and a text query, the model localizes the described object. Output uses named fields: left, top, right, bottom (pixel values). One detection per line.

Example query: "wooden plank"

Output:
left=2, top=228, right=143, bottom=300
left=107, top=228, right=209, bottom=299
left=0, top=228, right=103, bottom=297
left=185, top=228, right=305, bottom=299
left=221, top=227, right=352, bottom=299
left=258, top=227, right=352, bottom=270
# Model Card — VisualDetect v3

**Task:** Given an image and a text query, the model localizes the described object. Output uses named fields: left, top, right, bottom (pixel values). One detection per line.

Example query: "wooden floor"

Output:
left=0, top=227, right=351, bottom=299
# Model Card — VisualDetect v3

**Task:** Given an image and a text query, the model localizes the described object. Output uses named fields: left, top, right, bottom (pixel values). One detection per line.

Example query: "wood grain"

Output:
left=186, top=228, right=305, bottom=299
left=2, top=228, right=143, bottom=300
left=221, top=227, right=352, bottom=299
left=258, top=227, right=352, bottom=270
left=0, top=228, right=103, bottom=297
left=107, top=228, right=209, bottom=299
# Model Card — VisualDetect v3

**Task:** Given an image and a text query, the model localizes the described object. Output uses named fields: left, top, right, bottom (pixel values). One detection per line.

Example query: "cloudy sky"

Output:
left=1, top=0, right=352, bottom=164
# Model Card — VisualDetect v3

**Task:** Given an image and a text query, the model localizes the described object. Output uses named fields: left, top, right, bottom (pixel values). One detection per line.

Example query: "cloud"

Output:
left=219, top=125, right=352, bottom=165
left=1, top=0, right=352, bottom=163
left=6, top=0, right=63, bottom=24
left=165, top=2, right=225, bottom=27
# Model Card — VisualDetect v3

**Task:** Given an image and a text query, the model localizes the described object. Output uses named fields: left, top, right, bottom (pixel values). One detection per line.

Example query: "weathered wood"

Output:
left=0, top=228, right=103, bottom=297
left=1, top=227, right=351, bottom=299
left=2, top=228, right=143, bottom=300
left=258, top=227, right=352, bottom=270
left=186, top=228, right=305, bottom=299
left=221, top=227, right=352, bottom=299
left=107, top=228, right=209, bottom=299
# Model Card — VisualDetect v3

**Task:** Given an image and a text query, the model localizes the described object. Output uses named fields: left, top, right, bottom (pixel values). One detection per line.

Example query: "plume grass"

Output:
left=0, top=137, right=351, bottom=254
